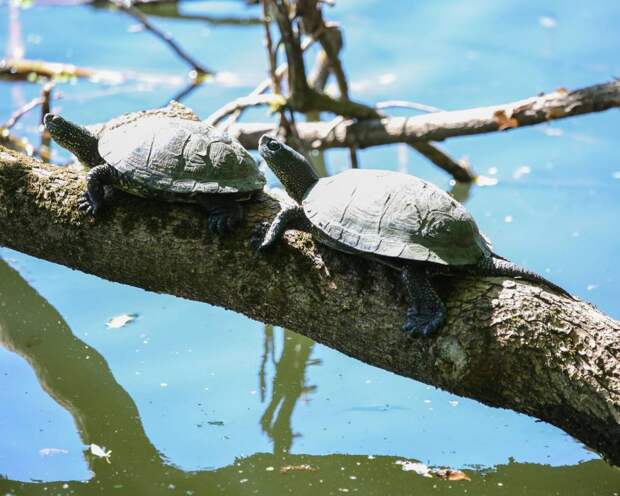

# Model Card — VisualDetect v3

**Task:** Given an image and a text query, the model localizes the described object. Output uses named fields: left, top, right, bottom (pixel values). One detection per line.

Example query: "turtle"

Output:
left=253, top=135, right=573, bottom=337
left=44, top=102, right=266, bottom=233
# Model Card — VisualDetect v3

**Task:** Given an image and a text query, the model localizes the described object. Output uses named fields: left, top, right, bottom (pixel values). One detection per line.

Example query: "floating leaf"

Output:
left=105, top=313, right=138, bottom=329
left=430, top=468, right=471, bottom=481
left=89, top=444, right=112, bottom=464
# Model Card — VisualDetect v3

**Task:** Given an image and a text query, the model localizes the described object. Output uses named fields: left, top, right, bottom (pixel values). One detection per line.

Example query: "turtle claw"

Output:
left=249, top=221, right=271, bottom=253
left=78, top=192, right=100, bottom=216
left=207, top=213, right=235, bottom=235
left=403, top=306, right=445, bottom=338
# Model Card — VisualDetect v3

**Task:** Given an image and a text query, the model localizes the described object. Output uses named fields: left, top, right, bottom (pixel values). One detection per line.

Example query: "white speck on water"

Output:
left=39, top=448, right=69, bottom=457
left=350, top=476, right=357, bottom=480
left=476, top=175, right=498, bottom=187
left=266, top=466, right=274, bottom=471
left=364, top=379, right=372, bottom=384
left=160, top=383, right=168, bottom=388
left=368, top=455, right=375, bottom=460
left=250, top=390, right=257, bottom=395
left=612, top=171, right=620, bottom=179
left=543, top=127, right=563, bottom=137
left=586, top=284, right=598, bottom=291
left=449, top=400, right=459, bottom=407
left=539, top=16, right=557, bottom=28
left=239, top=479, right=248, bottom=484
left=487, top=166, right=498, bottom=175
left=512, top=165, right=531, bottom=179
left=379, top=73, right=396, bottom=85
left=423, top=400, right=432, bottom=404
left=498, top=482, right=504, bottom=486
left=504, top=215, right=513, bottom=223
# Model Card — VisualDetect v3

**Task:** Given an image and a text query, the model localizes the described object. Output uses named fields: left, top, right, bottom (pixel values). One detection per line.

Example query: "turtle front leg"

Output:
left=80, top=164, right=119, bottom=216
left=401, top=266, right=446, bottom=337
left=199, top=198, right=244, bottom=234
left=251, top=204, right=305, bottom=252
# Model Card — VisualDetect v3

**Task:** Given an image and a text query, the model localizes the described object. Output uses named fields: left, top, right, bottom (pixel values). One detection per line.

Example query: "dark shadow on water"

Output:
left=0, top=259, right=619, bottom=495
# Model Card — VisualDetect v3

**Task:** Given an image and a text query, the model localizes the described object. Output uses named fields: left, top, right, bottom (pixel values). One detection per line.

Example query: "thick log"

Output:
left=0, top=146, right=618, bottom=464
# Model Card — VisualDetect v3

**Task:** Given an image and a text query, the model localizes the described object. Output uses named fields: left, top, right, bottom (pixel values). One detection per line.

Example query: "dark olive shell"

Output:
left=302, top=169, right=492, bottom=265
left=98, top=116, right=265, bottom=195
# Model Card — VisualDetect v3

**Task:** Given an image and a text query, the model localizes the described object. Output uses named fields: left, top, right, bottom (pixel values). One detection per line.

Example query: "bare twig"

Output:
left=38, top=82, right=54, bottom=162
left=206, top=94, right=282, bottom=127
left=376, top=99, right=444, bottom=113
left=110, top=0, right=214, bottom=77
left=261, top=0, right=281, bottom=95
left=408, top=141, right=474, bottom=182
left=1, top=96, right=44, bottom=130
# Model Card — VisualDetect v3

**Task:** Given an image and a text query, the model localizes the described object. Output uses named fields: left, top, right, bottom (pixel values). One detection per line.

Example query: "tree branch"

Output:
left=0, top=147, right=618, bottom=465
left=228, top=80, right=620, bottom=150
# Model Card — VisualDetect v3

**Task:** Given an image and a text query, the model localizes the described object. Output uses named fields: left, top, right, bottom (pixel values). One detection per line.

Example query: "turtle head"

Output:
left=258, top=135, right=318, bottom=203
left=44, top=113, right=102, bottom=167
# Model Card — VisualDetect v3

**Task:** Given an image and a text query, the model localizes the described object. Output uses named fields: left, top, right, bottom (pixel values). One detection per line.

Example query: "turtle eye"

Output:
left=267, top=140, right=281, bottom=152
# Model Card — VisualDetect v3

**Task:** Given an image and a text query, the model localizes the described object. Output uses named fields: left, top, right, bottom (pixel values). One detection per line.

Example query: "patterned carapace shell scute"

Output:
left=98, top=116, right=265, bottom=195
left=302, top=169, right=492, bottom=265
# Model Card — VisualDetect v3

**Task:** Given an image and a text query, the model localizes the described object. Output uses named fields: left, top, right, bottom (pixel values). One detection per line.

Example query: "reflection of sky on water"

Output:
left=0, top=0, right=619, bottom=489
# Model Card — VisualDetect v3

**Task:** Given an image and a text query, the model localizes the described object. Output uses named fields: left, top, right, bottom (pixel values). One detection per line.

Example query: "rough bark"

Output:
left=0, top=147, right=618, bottom=465
left=228, top=80, right=620, bottom=150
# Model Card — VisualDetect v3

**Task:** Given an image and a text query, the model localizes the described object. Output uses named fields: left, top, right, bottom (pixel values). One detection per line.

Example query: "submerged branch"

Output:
left=0, top=147, right=618, bottom=465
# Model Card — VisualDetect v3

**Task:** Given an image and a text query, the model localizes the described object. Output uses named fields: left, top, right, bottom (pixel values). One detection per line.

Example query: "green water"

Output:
left=1, top=0, right=620, bottom=494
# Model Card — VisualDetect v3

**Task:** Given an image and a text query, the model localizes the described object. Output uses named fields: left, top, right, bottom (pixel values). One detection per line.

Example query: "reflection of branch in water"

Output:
left=1, top=259, right=618, bottom=494
left=260, top=330, right=317, bottom=456
left=259, top=324, right=276, bottom=402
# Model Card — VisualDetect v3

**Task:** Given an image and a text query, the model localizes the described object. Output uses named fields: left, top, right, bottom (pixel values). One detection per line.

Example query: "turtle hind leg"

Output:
left=199, top=198, right=243, bottom=234
left=80, top=164, right=119, bottom=216
left=400, top=265, right=446, bottom=337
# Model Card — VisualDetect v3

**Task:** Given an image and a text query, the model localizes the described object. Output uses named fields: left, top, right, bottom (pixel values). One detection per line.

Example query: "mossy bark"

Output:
left=0, top=146, right=618, bottom=465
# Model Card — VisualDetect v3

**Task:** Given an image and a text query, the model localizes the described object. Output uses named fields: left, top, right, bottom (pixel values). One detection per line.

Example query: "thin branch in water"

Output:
left=205, top=94, right=281, bottom=127
left=38, top=82, right=55, bottom=162
left=110, top=0, right=214, bottom=77
left=1, top=96, right=44, bottom=130
left=408, top=141, right=475, bottom=182
left=376, top=99, right=445, bottom=113
left=262, top=0, right=281, bottom=94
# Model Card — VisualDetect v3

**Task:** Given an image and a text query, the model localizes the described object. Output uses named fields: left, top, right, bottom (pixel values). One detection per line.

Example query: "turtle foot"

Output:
left=249, top=221, right=271, bottom=254
left=78, top=192, right=102, bottom=217
left=403, top=306, right=446, bottom=337
left=204, top=202, right=243, bottom=235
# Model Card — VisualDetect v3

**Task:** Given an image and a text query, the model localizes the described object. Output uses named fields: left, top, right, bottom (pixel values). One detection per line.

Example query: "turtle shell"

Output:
left=302, top=169, right=492, bottom=265
left=98, top=116, right=265, bottom=195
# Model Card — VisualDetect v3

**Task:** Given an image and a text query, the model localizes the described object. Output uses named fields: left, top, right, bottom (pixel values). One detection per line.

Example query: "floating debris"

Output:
left=396, top=460, right=470, bottom=481
left=89, top=443, right=112, bottom=463
left=280, top=464, right=318, bottom=474
left=105, top=313, right=138, bottom=329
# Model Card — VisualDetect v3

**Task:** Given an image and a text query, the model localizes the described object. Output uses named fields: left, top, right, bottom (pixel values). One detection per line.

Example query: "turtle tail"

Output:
left=474, top=254, right=575, bottom=300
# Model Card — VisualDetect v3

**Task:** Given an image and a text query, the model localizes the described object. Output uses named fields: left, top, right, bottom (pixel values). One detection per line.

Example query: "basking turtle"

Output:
left=254, top=135, right=572, bottom=337
left=44, top=102, right=265, bottom=233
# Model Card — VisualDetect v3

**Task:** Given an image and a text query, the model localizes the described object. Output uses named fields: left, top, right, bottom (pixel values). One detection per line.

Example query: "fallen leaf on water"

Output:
left=280, top=464, right=318, bottom=474
left=106, top=313, right=138, bottom=329
left=493, top=110, right=519, bottom=130
left=430, top=468, right=471, bottom=481
left=89, top=443, right=112, bottom=464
